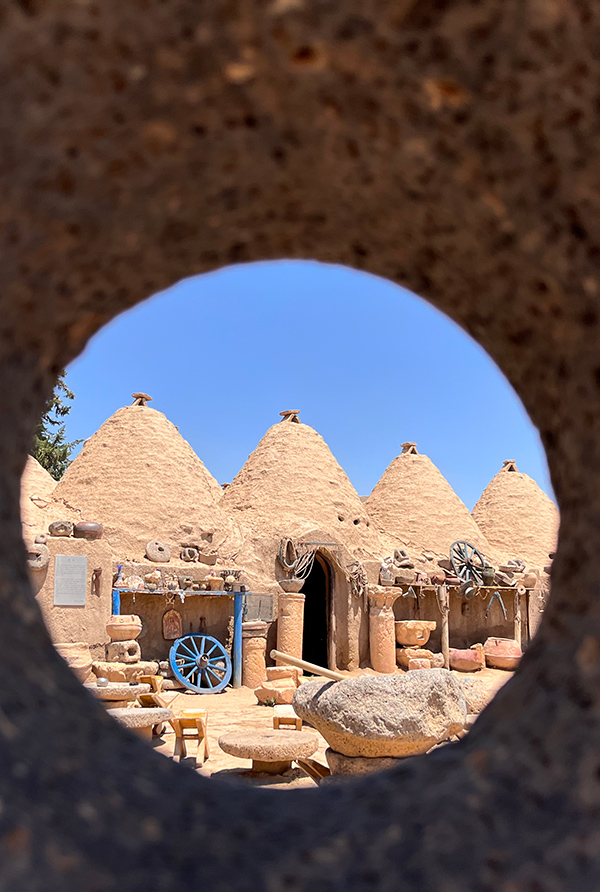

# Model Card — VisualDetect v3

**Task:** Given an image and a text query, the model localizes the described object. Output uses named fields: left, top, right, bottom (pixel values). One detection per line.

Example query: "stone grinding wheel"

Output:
left=145, top=540, right=171, bottom=562
left=27, top=543, right=50, bottom=570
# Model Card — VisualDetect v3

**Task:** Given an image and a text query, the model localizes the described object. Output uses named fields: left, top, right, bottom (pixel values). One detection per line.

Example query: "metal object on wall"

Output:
left=243, top=593, right=274, bottom=623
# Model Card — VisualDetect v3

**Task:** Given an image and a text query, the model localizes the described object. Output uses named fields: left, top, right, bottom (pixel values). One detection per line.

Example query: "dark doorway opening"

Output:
left=301, top=553, right=330, bottom=668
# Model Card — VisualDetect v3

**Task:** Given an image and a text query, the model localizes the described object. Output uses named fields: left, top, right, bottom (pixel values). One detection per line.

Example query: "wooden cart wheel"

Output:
left=169, top=634, right=232, bottom=693
left=450, top=540, right=486, bottom=585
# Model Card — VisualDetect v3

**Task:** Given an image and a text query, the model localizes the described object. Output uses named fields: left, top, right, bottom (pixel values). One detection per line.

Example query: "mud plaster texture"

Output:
left=1, top=1, right=600, bottom=890
left=366, top=448, right=494, bottom=563
left=30, top=535, right=114, bottom=659
left=54, top=404, right=239, bottom=562
left=472, top=462, right=560, bottom=568
left=222, top=421, right=384, bottom=589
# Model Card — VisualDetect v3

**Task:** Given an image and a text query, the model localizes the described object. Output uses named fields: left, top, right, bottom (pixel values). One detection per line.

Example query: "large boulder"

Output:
left=293, top=670, right=467, bottom=758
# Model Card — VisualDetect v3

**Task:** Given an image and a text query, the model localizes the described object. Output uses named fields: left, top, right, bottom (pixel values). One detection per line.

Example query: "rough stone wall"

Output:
left=1, top=0, right=600, bottom=890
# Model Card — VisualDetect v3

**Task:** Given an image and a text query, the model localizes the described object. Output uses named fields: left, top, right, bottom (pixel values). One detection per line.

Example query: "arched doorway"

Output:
left=300, top=553, right=330, bottom=669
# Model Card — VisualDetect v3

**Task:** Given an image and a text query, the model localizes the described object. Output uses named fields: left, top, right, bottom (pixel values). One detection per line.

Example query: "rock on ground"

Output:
left=293, top=669, right=467, bottom=757
left=457, top=672, right=510, bottom=714
left=325, top=748, right=405, bottom=777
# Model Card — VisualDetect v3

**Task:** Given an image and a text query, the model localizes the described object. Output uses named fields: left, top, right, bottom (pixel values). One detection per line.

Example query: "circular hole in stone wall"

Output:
left=32, top=260, right=554, bottom=785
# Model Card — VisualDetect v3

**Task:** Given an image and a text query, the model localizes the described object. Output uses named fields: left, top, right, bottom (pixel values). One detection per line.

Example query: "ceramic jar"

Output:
left=106, top=614, right=142, bottom=642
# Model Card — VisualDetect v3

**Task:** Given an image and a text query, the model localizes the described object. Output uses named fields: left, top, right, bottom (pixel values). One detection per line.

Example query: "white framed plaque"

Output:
left=54, top=555, right=88, bottom=606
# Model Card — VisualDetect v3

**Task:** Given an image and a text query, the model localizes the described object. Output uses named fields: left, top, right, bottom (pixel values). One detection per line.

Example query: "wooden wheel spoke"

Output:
left=169, top=634, right=232, bottom=693
left=178, top=641, right=196, bottom=658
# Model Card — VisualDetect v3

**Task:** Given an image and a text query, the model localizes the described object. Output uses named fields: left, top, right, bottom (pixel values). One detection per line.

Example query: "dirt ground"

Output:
left=144, top=668, right=511, bottom=789
left=150, top=685, right=327, bottom=788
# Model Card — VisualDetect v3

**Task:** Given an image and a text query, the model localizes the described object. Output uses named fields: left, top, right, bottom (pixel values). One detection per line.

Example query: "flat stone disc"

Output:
left=218, top=730, right=319, bottom=762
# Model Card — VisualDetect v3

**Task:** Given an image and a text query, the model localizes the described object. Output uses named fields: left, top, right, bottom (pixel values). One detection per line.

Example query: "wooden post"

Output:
left=438, top=585, right=450, bottom=670
left=514, top=587, right=523, bottom=649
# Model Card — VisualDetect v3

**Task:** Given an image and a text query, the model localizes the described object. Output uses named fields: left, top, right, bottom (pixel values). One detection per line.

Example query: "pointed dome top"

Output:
left=21, top=456, right=59, bottom=539
left=54, top=404, right=229, bottom=560
left=472, top=461, right=559, bottom=567
left=365, top=447, right=491, bottom=560
left=222, top=421, right=373, bottom=543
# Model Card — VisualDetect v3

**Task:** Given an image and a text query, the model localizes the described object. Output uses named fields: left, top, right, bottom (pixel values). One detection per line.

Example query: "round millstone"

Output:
left=107, top=707, right=172, bottom=730
left=84, top=682, right=151, bottom=702
left=145, top=540, right=171, bottom=562
left=27, top=543, right=50, bottom=570
left=218, top=730, right=319, bottom=763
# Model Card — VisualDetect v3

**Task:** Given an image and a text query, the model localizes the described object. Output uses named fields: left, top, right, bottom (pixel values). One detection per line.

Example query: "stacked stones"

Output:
left=92, top=615, right=159, bottom=682
left=394, top=620, right=443, bottom=670
left=254, top=666, right=303, bottom=705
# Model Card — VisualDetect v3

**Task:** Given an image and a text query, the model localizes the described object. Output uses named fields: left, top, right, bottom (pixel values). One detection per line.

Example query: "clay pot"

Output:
left=106, top=614, right=142, bottom=642
left=484, top=637, right=522, bottom=670
left=55, top=642, right=93, bottom=683
left=206, top=575, right=223, bottom=591
left=279, top=578, right=304, bottom=593
left=395, top=620, right=436, bottom=647
left=73, top=521, right=104, bottom=540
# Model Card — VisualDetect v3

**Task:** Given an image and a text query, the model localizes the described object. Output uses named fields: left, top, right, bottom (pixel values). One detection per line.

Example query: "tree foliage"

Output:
left=32, top=371, right=81, bottom=480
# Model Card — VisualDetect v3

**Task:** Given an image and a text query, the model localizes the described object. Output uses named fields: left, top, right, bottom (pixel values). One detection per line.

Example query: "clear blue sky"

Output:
left=64, top=260, right=552, bottom=510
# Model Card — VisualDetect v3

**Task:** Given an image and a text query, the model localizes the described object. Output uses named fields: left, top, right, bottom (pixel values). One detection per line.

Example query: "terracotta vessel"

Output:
left=278, top=578, right=304, bottom=593
left=106, top=614, right=142, bottom=642
left=484, top=637, right=522, bottom=670
left=73, top=521, right=104, bottom=540
left=395, top=620, right=436, bottom=647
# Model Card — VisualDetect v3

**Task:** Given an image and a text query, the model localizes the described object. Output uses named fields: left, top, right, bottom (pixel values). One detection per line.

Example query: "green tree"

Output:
left=32, top=371, right=82, bottom=480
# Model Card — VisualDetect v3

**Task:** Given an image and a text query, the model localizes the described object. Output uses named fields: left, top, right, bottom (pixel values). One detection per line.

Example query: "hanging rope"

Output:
left=277, top=538, right=317, bottom=579
left=277, top=538, right=298, bottom=572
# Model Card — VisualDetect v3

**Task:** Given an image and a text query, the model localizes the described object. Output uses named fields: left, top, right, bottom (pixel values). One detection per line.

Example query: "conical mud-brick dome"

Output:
left=21, top=456, right=59, bottom=541
left=54, top=401, right=230, bottom=560
left=222, top=415, right=374, bottom=545
left=365, top=443, right=491, bottom=561
left=472, top=460, right=559, bottom=567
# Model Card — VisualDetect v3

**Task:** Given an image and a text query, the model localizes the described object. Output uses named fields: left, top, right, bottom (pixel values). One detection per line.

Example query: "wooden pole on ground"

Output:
left=269, top=650, right=345, bottom=681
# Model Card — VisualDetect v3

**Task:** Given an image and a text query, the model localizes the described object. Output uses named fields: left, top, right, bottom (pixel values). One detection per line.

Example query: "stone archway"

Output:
left=1, top=1, right=600, bottom=888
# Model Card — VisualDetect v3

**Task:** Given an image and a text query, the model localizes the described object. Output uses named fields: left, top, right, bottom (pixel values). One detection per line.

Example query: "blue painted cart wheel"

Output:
left=169, top=634, right=232, bottom=693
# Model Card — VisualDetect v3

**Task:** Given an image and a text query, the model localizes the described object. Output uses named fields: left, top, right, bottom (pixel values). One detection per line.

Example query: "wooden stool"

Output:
left=138, top=674, right=164, bottom=693
left=273, top=705, right=302, bottom=731
left=170, top=710, right=210, bottom=767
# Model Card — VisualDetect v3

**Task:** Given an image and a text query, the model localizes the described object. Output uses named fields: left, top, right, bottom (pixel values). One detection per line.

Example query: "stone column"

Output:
left=241, top=621, right=268, bottom=689
left=276, top=592, right=305, bottom=664
left=368, top=590, right=397, bottom=674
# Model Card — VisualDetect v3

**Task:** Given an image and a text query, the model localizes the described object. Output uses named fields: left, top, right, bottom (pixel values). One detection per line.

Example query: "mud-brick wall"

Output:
left=393, top=587, right=521, bottom=651
left=119, top=591, right=233, bottom=662
left=31, top=537, right=114, bottom=659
